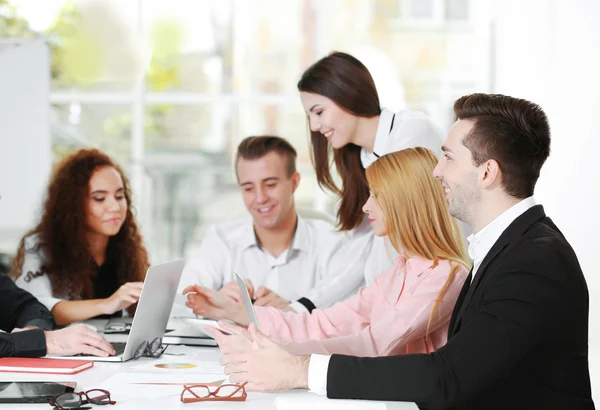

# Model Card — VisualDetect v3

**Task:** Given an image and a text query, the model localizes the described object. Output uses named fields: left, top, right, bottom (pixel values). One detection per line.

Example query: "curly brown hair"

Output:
left=10, top=149, right=149, bottom=302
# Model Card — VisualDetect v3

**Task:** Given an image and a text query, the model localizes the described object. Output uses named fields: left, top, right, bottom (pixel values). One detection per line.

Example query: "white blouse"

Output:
left=14, top=235, right=64, bottom=311
left=362, top=108, right=445, bottom=283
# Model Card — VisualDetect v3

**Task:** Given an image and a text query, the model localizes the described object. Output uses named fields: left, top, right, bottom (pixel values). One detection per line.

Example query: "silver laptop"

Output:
left=235, top=272, right=261, bottom=331
left=52, top=259, right=185, bottom=362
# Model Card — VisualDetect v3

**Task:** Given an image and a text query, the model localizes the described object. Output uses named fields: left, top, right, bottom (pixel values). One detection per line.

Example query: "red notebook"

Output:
left=0, top=358, right=94, bottom=375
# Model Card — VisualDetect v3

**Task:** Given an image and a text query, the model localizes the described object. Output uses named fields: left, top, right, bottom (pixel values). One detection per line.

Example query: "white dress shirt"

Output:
left=307, top=108, right=445, bottom=395
left=174, top=215, right=366, bottom=316
left=467, top=196, right=537, bottom=282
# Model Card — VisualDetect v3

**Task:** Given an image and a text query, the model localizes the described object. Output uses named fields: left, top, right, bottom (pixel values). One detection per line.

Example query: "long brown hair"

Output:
left=298, top=51, right=380, bottom=230
left=10, top=149, right=149, bottom=301
left=365, top=148, right=469, bottom=335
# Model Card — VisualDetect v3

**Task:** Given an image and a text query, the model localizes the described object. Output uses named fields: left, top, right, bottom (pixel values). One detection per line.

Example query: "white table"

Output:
left=0, top=344, right=418, bottom=410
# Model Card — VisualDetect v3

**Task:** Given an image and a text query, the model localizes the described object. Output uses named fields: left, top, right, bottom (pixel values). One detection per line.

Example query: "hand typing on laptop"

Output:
left=44, top=324, right=116, bottom=357
left=102, top=282, right=144, bottom=315
left=182, top=285, right=249, bottom=326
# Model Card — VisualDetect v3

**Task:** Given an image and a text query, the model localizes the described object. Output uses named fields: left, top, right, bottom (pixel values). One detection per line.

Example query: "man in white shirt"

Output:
left=218, top=94, right=594, bottom=410
left=177, top=136, right=364, bottom=315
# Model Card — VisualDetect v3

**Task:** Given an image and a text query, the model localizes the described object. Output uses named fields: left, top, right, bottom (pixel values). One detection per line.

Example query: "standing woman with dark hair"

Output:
left=296, top=51, right=444, bottom=302
left=11, top=149, right=150, bottom=326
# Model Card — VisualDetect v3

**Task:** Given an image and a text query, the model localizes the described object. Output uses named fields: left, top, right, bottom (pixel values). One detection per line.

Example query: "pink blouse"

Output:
left=255, top=255, right=469, bottom=357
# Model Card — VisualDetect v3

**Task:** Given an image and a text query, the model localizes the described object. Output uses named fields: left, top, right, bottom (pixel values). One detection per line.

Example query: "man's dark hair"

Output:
left=454, top=93, right=551, bottom=198
left=236, top=136, right=297, bottom=177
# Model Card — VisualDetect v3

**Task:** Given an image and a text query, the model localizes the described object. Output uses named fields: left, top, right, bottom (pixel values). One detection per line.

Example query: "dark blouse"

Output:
left=92, top=251, right=123, bottom=318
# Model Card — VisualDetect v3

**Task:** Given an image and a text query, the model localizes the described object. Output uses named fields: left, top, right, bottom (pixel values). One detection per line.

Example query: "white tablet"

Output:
left=179, top=317, right=233, bottom=337
left=235, top=273, right=261, bottom=331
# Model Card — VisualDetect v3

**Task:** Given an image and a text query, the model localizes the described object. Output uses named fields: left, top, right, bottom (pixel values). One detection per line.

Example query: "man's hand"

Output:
left=253, top=286, right=291, bottom=309
left=182, top=285, right=249, bottom=325
left=219, top=279, right=255, bottom=303
left=221, top=325, right=310, bottom=391
left=45, top=324, right=116, bottom=357
left=103, top=282, right=143, bottom=315
left=205, top=321, right=253, bottom=355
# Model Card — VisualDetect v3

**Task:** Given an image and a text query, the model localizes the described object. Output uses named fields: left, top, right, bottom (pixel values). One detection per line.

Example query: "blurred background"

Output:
left=1, top=0, right=599, bottom=398
left=0, top=0, right=492, bottom=262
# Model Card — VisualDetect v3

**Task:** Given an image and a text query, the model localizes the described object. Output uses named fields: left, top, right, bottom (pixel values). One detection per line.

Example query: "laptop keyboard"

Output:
left=112, top=342, right=126, bottom=355
left=73, top=342, right=126, bottom=357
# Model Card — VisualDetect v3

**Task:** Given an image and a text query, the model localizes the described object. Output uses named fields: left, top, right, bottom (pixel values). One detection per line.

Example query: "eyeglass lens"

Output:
left=148, top=337, right=165, bottom=357
left=54, top=393, right=81, bottom=409
left=86, top=390, right=112, bottom=404
left=133, top=340, right=148, bottom=359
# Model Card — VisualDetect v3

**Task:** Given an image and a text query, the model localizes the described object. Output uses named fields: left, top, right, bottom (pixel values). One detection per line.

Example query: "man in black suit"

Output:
left=0, top=274, right=116, bottom=357
left=220, top=93, right=595, bottom=409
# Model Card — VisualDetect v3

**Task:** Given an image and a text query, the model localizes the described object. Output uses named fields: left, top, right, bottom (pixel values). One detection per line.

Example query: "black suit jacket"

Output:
left=326, top=205, right=594, bottom=410
left=0, top=275, right=55, bottom=357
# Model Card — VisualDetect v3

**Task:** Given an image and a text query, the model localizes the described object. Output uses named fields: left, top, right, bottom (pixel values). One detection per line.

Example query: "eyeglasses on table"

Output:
left=133, top=336, right=167, bottom=360
left=49, top=389, right=115, bottom=409
left=180, top=382, right=248, bottom=403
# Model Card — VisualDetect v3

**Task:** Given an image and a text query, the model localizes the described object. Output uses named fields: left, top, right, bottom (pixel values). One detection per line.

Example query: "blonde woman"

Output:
left=186, top=148, right=470, bottom=357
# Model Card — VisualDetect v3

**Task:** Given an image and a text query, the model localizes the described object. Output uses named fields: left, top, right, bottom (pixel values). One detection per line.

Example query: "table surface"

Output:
left=0, top=319, right=418, bottom=410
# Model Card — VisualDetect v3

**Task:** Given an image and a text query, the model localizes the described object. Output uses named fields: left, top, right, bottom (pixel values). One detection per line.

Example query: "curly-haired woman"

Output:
left=10, top=149, right=150, bottom=326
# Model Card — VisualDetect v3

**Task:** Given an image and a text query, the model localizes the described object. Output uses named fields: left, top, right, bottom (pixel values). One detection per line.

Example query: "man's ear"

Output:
left=291, top=172, right=301, bottom=192
left=481, top=159, right=502, bottom=189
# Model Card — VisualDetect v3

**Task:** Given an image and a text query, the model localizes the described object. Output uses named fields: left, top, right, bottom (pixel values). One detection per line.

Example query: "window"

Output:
left=2, top=0, right=492, bottom=261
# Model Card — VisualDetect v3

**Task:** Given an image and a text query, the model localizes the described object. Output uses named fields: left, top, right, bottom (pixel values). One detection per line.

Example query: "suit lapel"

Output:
left=450, top=205, right=547, bottom=337
left=449, top=269, right=472, bottom=336
left=452, top=242, right=510, bottom=333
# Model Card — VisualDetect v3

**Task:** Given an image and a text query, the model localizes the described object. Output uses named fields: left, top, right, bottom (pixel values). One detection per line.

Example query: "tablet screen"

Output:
left=0, top=381, right=76, bottom=403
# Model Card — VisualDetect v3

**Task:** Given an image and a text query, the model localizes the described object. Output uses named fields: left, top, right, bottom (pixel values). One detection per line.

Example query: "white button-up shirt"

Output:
left=174, top=215, right=365, bottom=315
left=308, top=197, right=538, bottom=396
left=467, top=196, right=537, bottom=282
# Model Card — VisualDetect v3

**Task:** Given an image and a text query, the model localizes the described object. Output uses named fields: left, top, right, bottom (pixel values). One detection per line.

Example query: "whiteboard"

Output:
left=0, top=39, right=51, bottom=252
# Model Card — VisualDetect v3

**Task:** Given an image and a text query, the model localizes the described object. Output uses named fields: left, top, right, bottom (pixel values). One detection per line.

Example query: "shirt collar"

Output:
left=467, top=196, right=537, bottom=263
left=397, top=253, right=434, bottom=277
left=360, top=107, right=394, bottom=169
left=239, top=220, right=258, bottom=250
left=239, top=214, right=308, bottom=253
left=291, top=215, right=310, bottom=253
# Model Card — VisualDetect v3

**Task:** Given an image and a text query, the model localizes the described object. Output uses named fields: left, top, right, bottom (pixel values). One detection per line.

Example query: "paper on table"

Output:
left=130, top=360, right=225, bottom=374
left=98, top=372, right=225, bottom=386
left=162, top=344, right=220, bottom=357
left=92, top=372, right=225, bottom=400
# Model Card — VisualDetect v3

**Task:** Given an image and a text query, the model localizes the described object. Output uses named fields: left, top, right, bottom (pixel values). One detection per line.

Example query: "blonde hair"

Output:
left=365, top=147, right=469, bottom=336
